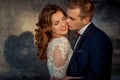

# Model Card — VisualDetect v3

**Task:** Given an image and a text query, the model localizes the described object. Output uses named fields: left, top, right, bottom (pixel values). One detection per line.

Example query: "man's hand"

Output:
left=62, top=76, right=69, bottom=80
left=63, top=76, right=83, bottom=80
left=51, top=76, right=69, bottom=80
left=51, top=77, right=61, bottom=80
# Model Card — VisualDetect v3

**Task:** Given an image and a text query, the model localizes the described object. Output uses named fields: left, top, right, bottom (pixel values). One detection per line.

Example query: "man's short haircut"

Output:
left=68, top=0, right=94, bottom=21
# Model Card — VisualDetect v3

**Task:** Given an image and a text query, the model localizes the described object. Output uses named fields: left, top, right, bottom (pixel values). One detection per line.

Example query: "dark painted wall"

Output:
left=0, top=0, right=120, bottom=79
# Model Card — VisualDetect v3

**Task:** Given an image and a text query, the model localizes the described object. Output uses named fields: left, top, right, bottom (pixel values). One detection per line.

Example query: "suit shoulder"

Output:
left=86, top=24, right=111, bottom=43
left=89, top=25, right=109, bottom=39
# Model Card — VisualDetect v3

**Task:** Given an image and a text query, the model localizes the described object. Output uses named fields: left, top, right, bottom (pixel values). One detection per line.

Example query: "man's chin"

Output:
left=68, top=28, right=73, bottom=30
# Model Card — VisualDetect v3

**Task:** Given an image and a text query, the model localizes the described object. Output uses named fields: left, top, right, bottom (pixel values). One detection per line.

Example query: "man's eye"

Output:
left=70, top=17, right=75, bottom=20
left=68, top=16, right=75, bottom=20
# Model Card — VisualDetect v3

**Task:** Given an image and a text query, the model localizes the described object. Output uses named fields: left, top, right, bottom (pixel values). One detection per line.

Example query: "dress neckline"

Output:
left=49, top=36, right=66, bottom=44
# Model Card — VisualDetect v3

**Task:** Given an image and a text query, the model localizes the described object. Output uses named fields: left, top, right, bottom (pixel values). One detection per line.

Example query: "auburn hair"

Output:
left=35, top=5, right=66, bottom=61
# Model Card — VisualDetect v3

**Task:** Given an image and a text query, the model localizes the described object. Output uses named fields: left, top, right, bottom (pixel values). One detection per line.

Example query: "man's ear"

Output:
left=83, top=17, right=90, bottom=25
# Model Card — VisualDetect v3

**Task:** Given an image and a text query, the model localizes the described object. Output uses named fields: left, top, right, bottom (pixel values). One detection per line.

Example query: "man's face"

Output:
left=67, top=8, right=85, bottom=31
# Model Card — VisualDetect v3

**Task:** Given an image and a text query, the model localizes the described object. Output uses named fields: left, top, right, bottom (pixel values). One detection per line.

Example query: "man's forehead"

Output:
left=67, top=8, right=80, bottom=17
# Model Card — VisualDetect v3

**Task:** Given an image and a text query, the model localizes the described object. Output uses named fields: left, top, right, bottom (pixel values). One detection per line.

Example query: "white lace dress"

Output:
left=47, top=36, right=73, bottom=79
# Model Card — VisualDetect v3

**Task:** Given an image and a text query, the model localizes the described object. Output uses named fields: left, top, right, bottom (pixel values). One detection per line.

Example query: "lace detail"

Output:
left=47, top=37, right=73, bottom=79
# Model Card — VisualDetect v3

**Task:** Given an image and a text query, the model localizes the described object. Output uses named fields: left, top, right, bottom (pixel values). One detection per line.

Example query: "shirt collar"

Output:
left=78, top=22, right=91, bottom=35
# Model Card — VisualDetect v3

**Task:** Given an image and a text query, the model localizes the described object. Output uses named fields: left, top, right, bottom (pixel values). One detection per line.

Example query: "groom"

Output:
left=52, top=0, right=113, bottom=80
left=65, top=0, right=113, bottom=80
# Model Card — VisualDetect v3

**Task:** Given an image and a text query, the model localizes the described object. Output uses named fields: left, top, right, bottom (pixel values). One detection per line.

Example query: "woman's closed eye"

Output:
left=52, top=16, right=66, bottom=25
left=53, top=21, right=59, bottom=25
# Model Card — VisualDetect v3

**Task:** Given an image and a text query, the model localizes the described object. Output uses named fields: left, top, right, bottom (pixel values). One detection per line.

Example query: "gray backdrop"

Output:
left=0, top=0, right=120, bottom=80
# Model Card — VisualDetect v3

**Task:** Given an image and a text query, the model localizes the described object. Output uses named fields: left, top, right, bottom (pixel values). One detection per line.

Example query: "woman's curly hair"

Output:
left=35, top=5, right=66, bottom=61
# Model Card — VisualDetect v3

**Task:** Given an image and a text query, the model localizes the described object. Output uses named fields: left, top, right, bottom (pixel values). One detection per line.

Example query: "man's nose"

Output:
left=66, top=18, right=69, bottom=23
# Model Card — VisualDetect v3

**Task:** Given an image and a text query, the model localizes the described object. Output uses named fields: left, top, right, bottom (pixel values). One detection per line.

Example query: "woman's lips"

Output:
left=61, top=26, right=66, bottom=31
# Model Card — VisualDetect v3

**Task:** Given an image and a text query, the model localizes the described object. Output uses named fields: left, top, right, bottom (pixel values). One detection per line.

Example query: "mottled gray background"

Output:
left=0, top=0, right=120, bottom=80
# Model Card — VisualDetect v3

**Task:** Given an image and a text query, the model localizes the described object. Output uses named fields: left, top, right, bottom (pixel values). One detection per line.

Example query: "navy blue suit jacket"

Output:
left=66, top=23, right=113, bottom=80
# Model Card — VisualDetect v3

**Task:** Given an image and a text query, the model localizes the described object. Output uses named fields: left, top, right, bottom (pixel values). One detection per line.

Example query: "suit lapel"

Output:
left=68, top=23, right=96, bottom=71
left=74, top=23, right=95, bottom=52
left=69, top=23, right=96, bottom=64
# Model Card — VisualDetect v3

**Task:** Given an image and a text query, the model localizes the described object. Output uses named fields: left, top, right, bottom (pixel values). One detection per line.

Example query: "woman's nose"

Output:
left=61, top=21, right=66, bottom=26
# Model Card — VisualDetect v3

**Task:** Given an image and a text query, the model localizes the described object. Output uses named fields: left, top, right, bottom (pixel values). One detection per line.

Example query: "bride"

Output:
left=35, top=5, right=73, bottom=79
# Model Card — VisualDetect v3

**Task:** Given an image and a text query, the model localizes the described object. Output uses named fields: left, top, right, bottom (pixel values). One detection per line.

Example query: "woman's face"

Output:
left=51, top=11, right=68, bottom=37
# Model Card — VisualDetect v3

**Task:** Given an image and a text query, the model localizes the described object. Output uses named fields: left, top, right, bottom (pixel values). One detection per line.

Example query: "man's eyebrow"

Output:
left=67, top=15, right=76, bottom=20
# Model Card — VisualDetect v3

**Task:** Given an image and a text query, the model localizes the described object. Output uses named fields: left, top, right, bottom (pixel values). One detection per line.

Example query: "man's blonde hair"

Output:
left=68, top=0, right=94, bottom=21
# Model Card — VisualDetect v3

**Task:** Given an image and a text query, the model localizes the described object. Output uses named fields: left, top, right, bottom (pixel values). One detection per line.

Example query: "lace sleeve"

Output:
left=53, top=40, right=70, bottom=78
